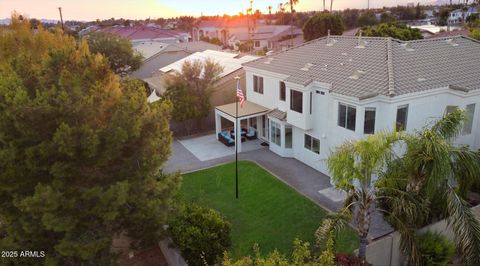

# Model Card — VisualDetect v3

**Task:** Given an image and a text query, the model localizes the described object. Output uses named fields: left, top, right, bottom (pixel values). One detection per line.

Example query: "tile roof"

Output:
left=95, top=26, right=186, bottom=41
left=267, top=109, right=287, bottom=121
left=244, top=35, right=480, bottom=98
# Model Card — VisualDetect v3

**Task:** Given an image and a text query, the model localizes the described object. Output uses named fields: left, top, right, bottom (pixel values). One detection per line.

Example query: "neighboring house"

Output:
left=215, top=36, right=480, bottom=179
left=425, top=28, right=470, bottom=39
left=192, top=18, right=302, bottom=51
left=151, top=50, right=258, bottom=134
left=92, top=25, right=190, bottom=44
left=227, top=25, right=303, bottom=51
left=131, top=41, right=221, bottom=79
left=448, top=9, right=463, bottom=24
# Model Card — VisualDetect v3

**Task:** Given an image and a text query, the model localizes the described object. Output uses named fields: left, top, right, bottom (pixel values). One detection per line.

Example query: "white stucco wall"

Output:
left=244, top=68, right=480, bottom=179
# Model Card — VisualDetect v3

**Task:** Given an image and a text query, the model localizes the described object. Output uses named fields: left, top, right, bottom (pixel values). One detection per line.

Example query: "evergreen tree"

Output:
left=0, top=16, right=180, bottom=265
left=86, top=32, right=143, bottom=76
left=302, top=13, right=344, bottom=41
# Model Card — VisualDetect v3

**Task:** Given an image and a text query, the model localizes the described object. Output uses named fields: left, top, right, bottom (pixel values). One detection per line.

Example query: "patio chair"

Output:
left=245, top=128, right=257, bottom=140
left=218, top=132, right=234, bottom=147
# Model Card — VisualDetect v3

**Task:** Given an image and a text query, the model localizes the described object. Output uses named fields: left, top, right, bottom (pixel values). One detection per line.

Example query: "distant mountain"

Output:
left=0, top=18, right=59, bottom=25
left=427, top=0, right=453, bottom=6
left=0, top=18, right=11, bottom=25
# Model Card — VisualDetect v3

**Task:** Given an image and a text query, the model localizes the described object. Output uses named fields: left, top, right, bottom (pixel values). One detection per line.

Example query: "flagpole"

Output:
left=235, top=76, right=240, bottom=199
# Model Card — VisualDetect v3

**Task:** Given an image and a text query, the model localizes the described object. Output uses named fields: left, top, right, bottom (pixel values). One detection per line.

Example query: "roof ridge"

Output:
left=386, top=38, right=396, bottom=97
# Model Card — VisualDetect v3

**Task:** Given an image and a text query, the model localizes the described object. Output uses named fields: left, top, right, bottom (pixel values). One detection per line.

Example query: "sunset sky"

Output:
left=0, top=0, right=439, bottom=21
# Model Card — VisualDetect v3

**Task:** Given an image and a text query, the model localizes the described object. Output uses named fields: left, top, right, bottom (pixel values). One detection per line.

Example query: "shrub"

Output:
left=169, top=203, right=231, bottom=266
left=335, top=253, right=371, bottom=266
left=417, top=232, right=455, bottom=266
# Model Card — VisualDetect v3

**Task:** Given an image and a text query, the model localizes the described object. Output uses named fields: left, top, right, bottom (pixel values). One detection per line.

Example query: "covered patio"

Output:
left=215, top=101, right=270, bottom=152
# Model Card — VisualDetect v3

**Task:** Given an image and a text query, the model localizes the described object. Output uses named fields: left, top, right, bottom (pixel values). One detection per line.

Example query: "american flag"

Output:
left=236, top=79, right=245, bottom=108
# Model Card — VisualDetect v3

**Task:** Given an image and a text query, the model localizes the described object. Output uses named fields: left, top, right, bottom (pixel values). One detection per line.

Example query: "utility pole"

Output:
left=367, top=0, right=370, bottom=10
left=58, top=7, right=64, bottom=31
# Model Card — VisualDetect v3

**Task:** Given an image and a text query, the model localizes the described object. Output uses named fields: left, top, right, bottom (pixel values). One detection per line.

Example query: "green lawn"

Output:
left=178, top=160, right=359, bottom=259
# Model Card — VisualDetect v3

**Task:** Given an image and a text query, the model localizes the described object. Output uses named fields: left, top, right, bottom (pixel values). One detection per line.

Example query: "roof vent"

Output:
left=355, top=31, right=368, bottom=48
left=417, top=77, right=426, bottom=82
left=446, top=39, right=459, bottom=47
left=341, top=52, right=348, bottom=56
left=326, top=30, right=337, bottom=46
left=400, top=42, right=415, bottom=51
left=301, top=63, right=314, bottom=71
left=349, top=70, right=365, bottom=80
left=264, top=57, right=274, bottom=64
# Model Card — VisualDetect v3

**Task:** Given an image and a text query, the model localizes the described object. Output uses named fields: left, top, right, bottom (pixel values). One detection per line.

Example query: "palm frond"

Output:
left=449, top=146, right=480, bottom=197
left=446, top=187, right=480, bottom=265
left=431, top=109, right=465, bottom=141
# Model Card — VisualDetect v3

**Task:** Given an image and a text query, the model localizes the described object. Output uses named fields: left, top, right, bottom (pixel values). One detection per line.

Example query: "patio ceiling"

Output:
left=215, top=101, right=270, bottom=119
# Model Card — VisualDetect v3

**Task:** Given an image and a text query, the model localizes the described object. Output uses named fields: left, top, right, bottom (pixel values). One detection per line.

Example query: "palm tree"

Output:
left=284, top=0, right=299, bottom=47
left=268, top=5, right=272, bottom=15
left=323, top=132, right=402, bottom=260
left=377, top=110, right=480, bottom=265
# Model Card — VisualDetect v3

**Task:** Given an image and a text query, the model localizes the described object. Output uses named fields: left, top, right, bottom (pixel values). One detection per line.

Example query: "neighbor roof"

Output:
left=244, top=35, right=480, bottom=98
left=160, top=50, right=258, bottom=79
left=94, top=25, right=186, bottom=41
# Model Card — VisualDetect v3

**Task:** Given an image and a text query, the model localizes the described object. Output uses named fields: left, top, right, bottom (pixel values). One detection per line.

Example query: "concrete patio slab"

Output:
left=178, top=134, right=264, bottom=161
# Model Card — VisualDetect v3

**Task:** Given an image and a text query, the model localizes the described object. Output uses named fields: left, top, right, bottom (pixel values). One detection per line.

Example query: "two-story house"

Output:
left=215, top=35, right=480, bottom=178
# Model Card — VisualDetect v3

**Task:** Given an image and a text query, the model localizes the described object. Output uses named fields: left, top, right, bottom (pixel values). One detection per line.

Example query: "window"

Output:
left=463, top=104, right=476, bottom=135
left=254, top=40, right=260, bottom=47
left=338, top=103, right=357, bottom=131
left=249, top=117, right=257, bottom=130
left=445, top=105, right=458, bottom=116
left=279, top=82, right=286, bottom=101
left=309, top=92, right=313, bottom=114
left=285, top=126, right=292, bottom=149
left=290, top=90, right=303, bottom=113
left=270, top=121, right=281, bottom=146
left=396, top=105, right=409, bottom=132
left=253, top=75, right=264, bottom=94
left=304, top=134, right=320, bottom=154
left=364, top=108, right=376, bottom=134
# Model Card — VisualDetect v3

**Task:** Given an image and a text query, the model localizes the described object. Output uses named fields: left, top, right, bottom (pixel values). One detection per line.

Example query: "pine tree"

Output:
left=0, top=16, right=180, bottom=265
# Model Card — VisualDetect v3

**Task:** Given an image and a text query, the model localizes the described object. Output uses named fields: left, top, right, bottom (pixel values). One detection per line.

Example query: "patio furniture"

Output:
left=230, top=129, right=247, bottom=137
left=218, top=131, right=234, bottom=147
left=245, top=128, right=257, bottom=140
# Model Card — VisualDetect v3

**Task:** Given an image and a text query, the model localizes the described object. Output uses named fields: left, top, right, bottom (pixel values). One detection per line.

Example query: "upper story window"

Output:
left=396, top=105, right=409, bottom=132
left=445, top=105, right=458, bottom=116
left=304, top=134, right=320, bottom=154
left=254, top=40, right=261, bottom=47
left=463, top=104, right=476, bottom=135
left=290, top=89, right=303, bottom=113
left=338, top=103, right=356, bottom=131
left=279, top=82, right=286, bottom=101
left=364, top=107, right=376, bottom=134
left=253, top=75, right=264, bottom=94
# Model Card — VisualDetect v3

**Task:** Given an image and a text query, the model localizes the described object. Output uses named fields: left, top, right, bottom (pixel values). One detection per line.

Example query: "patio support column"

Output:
left=215, top=110, right=221, bottom=140
left=235, top=119, right=242, bottom=153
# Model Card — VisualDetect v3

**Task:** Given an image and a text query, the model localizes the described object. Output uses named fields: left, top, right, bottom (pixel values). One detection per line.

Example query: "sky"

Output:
left=0, top=0, right=441, bottom=21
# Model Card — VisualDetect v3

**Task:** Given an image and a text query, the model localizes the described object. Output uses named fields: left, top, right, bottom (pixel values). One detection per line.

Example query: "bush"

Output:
left=359, top=23, right=423, bottom=41
left=303, top=13, right=344, bottom=41
left=169, top=203, right=231, bottom=266
left=417, top=232, right=455, bottom=266
left=335, top=253, right=371, bottom=266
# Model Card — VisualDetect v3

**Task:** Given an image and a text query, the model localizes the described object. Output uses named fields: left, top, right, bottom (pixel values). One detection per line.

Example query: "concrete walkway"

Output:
left=164, top=138, right=393, bottom=240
